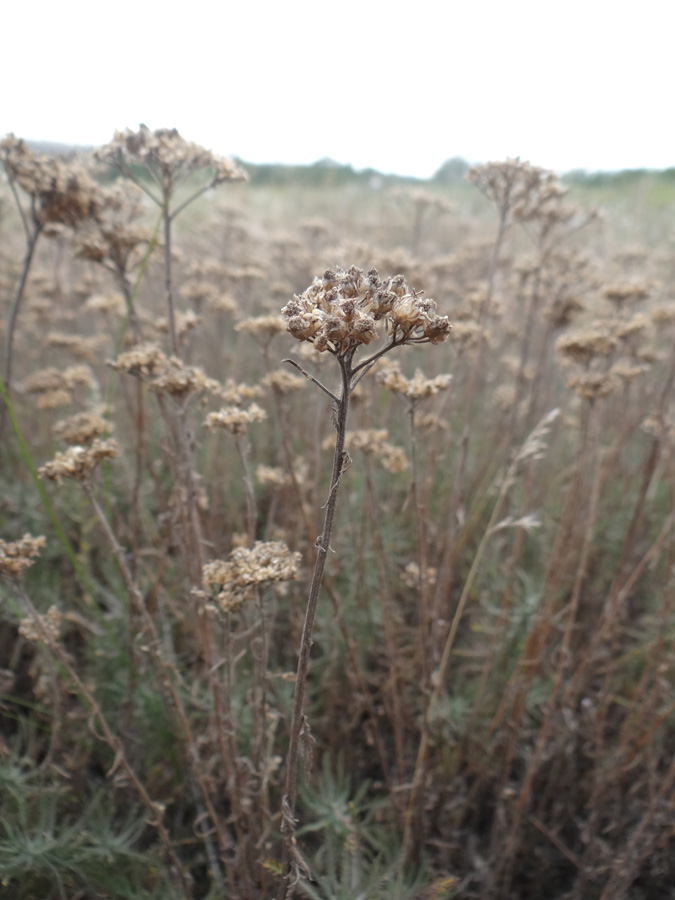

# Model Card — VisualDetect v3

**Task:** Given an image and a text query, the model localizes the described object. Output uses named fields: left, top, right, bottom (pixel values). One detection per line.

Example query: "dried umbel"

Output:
left=75, top=183, right=155, bottom=274
left=281, top=266, right=450, bottom=354
left=402, top=561, right=437, bottom=589
left=23, top=365, right=93, bottom=394
left=95, top=125, right=247, bottom=191
left=236, top=314, right=286, bottom=343
left=149, top=357, right=219, bottom=399
left=38, top=439, right=119, bottom=484
left=0, top=534, right=46, bottom=577
left=53, top=410, right=108, bottom=445
left=202, top=541, right=301, bottom=613
left=335, top=429, right=409, bottom=473
left=556, top=328, right=616, bottom=367
left=205, top=403, right=267, bottom=436
left=109, top=342, right=167, bottom=377
left=603, top=282, right=649, bottom=307
left=0, top=135, right=102, bottom=227
left=378, top=363, right=452, bottom=400
left=467, top=158, right=565, bottom=224
left=256, top=465, right=291, bottom=489
left=19, top=605, right=62, bottom=644
left=261, top=369, right=307, bottom=395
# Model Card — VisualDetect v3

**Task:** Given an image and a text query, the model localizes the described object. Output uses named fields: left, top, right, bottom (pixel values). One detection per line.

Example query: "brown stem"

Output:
left=280, top=353, right=352, bottom=894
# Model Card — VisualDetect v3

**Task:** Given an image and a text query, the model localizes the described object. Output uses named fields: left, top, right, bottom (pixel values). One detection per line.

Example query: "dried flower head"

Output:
left=220, top=380, right=264, bottom=405
left=110, top=342, right=167, bottom=377
left=281, top=266, right=450, bottom=354
left=236, top=314, right=286, bottom=343
left=0, top=135, right=102, bottom=227
left=331, top=429, right=409, bottom=473
left=0, top=534, right=46, bottom=577
left=603, top=282, right=649, bottom=306
left=19, top=605, right=62, bottom=644
left=378, top=363, right=452, bottom=400
left=256, top=465, right=291, bottom=489
left=556, top=328, right=615, bottom=366
left=566, top=372, right=619, bottom=400
left=402, top=561, right=437, bottom=589
left=23, top=365, right=93, bottom=394
left=95, top=125, right=247, bottom=193
left=53, top=409, right=109, bottom=445
left=202, top=541, right=301, bottom=613
left=205, top=403, right=267, bottom=436
left=149, top=357, right=219, bottom=399
left=38, top=439, right=119, bottom=484
left=261, top=369, right=307, bottom=395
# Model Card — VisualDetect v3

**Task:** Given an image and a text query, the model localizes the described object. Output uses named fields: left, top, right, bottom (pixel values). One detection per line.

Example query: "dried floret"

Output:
left=256, top=465, right=291, bottom=489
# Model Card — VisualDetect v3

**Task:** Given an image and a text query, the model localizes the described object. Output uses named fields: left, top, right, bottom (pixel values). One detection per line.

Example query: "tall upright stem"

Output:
left=163, top=203, right=179, bottom=358
left=0, top=219, right=43, bottom=437
left=280, top=354, right=352, bottom=892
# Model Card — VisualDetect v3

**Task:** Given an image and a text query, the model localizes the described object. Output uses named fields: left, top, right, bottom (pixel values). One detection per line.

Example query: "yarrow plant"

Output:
left=278, top=266, right=450, bottom=895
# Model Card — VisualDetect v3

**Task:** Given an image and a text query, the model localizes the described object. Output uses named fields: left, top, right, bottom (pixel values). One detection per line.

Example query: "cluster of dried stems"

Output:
left=1, top=137, right=675, bottom=900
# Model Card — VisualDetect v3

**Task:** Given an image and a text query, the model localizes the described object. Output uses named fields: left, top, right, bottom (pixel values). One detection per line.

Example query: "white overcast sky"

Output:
left=2, top=0, right=673, bottom=178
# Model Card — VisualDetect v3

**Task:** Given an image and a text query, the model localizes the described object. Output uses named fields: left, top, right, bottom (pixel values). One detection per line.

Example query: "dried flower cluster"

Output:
left=38, top=439, right=119, bottom=484
left=149, top=357, right=219, bottom=399
left=337, top=429, right=408, bottom=473
left=556, top=328, right=616, bottom=366
left=110, top=344, right=219, bottom=399
left=401, top=561, right=437, bottom=589
left=236, top=314, right=286, bottom=342
left=205, top=403, right=267, bottom=436
left=19, top=605, right=62, bottom=644
left=53, top=410, right=108, bottom=445
left=467, top=158, right=566, bottom=224
left=75, top=183, right=154, bottom=273
left=95, top=125, right=247, bottom=190
left=0, top=135, right=102, bottom=226
left=261, top=369, right=307, bottom=395
left=21, top=365, right=94, bottom=409
left=109, top=342, right=167, bottom=377
left=256, top=465, right=291, bottom=489
left=202, top=541, right=300, bottom=612
left=281, top=266, right=450, bottom=353
left=0, top=534, right=46, bottom=577
left=379, top=363, right=452, bottom=400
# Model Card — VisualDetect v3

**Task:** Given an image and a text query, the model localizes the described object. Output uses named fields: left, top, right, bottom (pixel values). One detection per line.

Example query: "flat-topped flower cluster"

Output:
left=281, top=266, right=451, bottom=354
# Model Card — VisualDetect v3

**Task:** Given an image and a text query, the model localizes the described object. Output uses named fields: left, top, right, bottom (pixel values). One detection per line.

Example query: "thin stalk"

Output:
left=280, top=353, right=352, bottom=894
left=0, top=217, right=43, bottom=437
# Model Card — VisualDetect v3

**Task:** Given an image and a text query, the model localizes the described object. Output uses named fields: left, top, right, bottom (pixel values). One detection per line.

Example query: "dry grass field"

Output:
left=1, top=129, right=675, bottom=900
